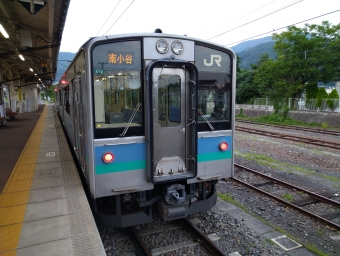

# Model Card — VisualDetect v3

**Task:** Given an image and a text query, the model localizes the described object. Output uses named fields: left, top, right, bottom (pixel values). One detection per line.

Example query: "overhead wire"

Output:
left=275, top=43, right=340, bottom=59
left=225, top=9, right=340, bottom=46
left=218, top=0, right=280, bottom=28
left=103, top=0, right=135, bottom=36
left=96, top=0, right=122, bottom=36
left=207, top=0, right=303, bottom=41
left=58, top=61, right=71, bottom=68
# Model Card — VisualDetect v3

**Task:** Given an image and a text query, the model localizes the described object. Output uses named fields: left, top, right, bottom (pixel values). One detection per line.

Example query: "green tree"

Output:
left=305, top=82, right=319, bottom=100
left=316, top=87, right=328, bottom=109
left=326, top=89, right=339, bottom=110
left=236, top=54, right=265, bottom=103
left=236, top=69, right=259, bottom=103
left=234, top=21, right=340, bottom=112
left=42, top=85, right=56, bottom=101
left=252, top=54, right=292, bottom=110
left=236, top=55, right=242, bottom=73
left=271, top=21, right=340, bottom=98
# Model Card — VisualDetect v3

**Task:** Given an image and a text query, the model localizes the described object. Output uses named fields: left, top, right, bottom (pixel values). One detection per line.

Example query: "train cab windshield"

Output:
left=195, top=45, right=232, bottom=131
left=92, top=41, right=143, bottom=138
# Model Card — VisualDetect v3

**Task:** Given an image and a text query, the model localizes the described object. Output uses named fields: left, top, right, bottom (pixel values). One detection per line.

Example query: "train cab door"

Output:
left=146, top=62, right=198, bottom=183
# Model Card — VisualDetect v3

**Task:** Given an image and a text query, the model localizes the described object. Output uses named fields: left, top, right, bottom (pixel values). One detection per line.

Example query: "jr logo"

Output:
left=204, top=55, right=221, bottom=67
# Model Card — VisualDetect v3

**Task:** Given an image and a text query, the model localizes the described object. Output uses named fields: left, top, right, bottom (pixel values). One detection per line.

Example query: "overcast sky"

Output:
left=59, top=0, right=340, bottom=53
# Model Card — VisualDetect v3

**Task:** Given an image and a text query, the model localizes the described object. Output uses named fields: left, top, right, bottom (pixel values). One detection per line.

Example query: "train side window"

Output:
left=64, top=85, right=70, bottom=115
left=58, top=90, right=62, bottom=106
left=92, top=41, right=143, bottom=138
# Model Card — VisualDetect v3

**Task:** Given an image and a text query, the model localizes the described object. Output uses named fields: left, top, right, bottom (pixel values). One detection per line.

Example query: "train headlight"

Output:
left=156, top=39, right=169, bottom=54
left=218, top=142, right=228, bottom=151
left=103, top=152, right=114, bottom=163
left=171, top=41, right=184, bottom=55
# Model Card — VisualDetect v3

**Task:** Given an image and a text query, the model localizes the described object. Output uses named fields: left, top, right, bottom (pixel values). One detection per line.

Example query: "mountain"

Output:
left=230, top=36, right=273, bottom=53
left=237, top=41, right=276, bottom=70
left=55, top=52, right=76, bottom=82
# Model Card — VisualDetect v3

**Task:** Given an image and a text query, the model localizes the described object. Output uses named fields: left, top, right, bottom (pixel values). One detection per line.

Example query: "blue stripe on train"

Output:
left=198, top=135, right=233, bottom=154
left=95, top=142, right=146, bottom=164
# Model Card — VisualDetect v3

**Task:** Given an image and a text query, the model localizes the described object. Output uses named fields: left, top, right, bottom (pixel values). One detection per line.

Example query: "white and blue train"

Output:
left=55, top=29, right=235, bottom=227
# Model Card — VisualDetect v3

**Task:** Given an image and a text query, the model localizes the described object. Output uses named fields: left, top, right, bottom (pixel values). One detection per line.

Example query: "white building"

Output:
left=336, top=78, right=340, bottom=96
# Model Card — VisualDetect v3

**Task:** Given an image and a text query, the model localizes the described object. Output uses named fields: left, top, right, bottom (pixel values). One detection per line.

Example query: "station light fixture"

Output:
left=0, top=23, right=9, bottom=38
left=61, top=79, right=69, bottom=85
left=29, top=68, right=33, bottom=72
left=18, top=54, right=25, bottom=61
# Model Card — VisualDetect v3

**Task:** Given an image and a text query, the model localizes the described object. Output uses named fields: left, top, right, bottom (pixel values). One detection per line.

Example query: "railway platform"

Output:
left=0, top=104, right=105, bottom=255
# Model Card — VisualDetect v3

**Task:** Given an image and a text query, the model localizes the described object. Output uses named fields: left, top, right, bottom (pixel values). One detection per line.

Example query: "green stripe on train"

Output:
left=198, top=151, right=232, bottom=162
left=96, top=160, right=146, bottom=174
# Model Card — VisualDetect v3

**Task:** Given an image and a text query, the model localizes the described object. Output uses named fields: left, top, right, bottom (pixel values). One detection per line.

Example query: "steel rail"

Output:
left=235, top=164, right=340, bottom=208
left=236, top=119, right=340, bottom=136
left=179, top=218, right=227, bottom=256
left=126, top=219, right=226, bottom=255
left=127, top=227, right=152, bottom=256
left=231, top=164, right=340, bottom=230
left=236, top=126, right=340, bottom=150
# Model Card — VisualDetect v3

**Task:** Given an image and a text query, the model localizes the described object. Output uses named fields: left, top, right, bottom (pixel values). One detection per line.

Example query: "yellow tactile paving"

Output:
left=19, top=152, right=39, bottom=159
left=0, top=191, right=30, bottom=207
left=0, top=224, right=22, bottom=252
left=10, top=171, right=35, bottom=182
left=3, top=180, right=33, bottom=193
left=24, top=149, right=39, bottom=154
left=22, top=145, right=39, bottom=150
left=0, top=107, right=47, bottom=253
left=0, top=205, right=26, bottom=226
left=0, top=250, right=16, bottom=256
left=16, top=158, right=37, bottom=166
left=11, top=164, right=35, bottom=174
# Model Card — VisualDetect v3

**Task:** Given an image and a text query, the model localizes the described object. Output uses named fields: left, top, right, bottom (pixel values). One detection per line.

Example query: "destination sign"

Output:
left=108, top=52, right=133, bottom=65
left=92, top=41, right=141, bottom=71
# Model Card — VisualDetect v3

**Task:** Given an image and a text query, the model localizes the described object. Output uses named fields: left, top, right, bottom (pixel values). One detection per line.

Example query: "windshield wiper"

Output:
left=120, top=103, right=141, bottom=137
left=198, top=109, right=215, bottom=131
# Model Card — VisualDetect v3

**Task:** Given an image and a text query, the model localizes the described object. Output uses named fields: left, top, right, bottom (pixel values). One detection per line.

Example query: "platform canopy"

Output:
left=0, top=0, right=70, bottom=88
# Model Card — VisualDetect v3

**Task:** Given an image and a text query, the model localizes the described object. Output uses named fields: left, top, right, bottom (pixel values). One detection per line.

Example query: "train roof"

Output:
left=80, top=31, right=233, bottom=53
left=57, top=30, right=235, bottom=86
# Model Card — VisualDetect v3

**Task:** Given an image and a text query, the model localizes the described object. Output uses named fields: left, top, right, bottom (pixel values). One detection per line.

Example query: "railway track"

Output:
left=235, top=126, right=340, bottom=150
left=126, top=218, right=226, bottom=255
left=231, top=164, right=340, bottom=230
left=236, top=119, right=340, bottom=136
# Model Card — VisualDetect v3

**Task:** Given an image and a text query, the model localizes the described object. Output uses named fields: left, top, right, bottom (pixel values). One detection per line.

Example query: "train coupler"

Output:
left=159, top=184, right=189, bottom=220
left=164, top=184, right=186, bottom=205
left=158, top=201, right=189, bottom=221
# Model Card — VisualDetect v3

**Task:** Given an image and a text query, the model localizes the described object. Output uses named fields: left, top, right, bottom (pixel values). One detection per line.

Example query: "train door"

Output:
left=72, top=77, right=85, bottom=171
left=71, top=80, right=79, bottom=154
left=77, top=75, right=85, bottom=172
left=59, top=88, right=64, bottom=122
left=146, top=62, right=198, bottom=183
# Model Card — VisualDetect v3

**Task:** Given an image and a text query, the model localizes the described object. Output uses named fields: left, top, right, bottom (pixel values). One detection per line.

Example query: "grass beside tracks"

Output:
left=236, top=111, right=334, bottom=130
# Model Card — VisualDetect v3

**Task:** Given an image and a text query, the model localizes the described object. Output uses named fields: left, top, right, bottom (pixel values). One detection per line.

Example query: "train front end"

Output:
left=87, top=32, right=235, bottom=227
